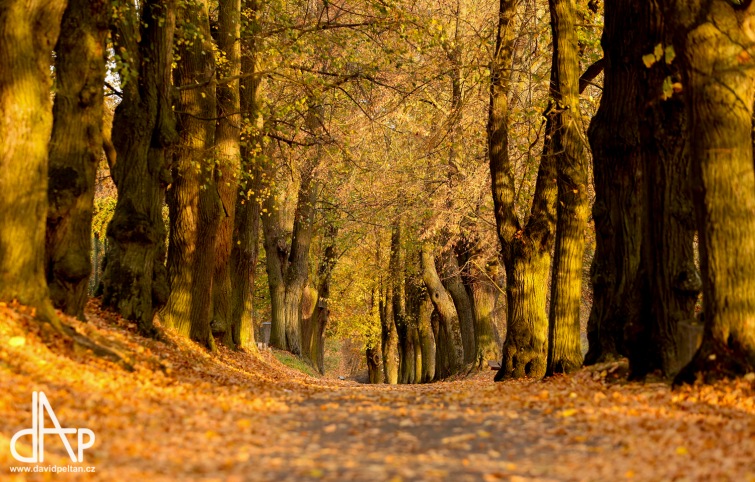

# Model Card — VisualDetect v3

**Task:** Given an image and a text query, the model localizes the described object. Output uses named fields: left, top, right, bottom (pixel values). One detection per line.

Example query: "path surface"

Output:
left=1, top=302, right=754, bottom=481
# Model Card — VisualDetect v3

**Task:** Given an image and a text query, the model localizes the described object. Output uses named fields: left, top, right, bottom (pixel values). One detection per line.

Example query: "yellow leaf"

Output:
left=676, top=446, right=688, bottom=455
left=8, top=336, right=25, bottom=347
left=559, top=408, right=577, bottom=418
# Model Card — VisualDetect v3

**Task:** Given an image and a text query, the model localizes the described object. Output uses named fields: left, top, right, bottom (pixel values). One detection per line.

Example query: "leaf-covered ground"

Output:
left=1, top=302, right=754, bottom=481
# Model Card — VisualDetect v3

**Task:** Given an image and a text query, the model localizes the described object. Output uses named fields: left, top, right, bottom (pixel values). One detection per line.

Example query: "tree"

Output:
left=0, top=0, right=67, bottom=322
left=585, top=0, right=643, bottom=367
left=160, top=0, right=220, bottom=350
left=489, top=0, right=558, bottom=380
left=45, top=0, right=109, bottom=320
left=102, top=0, right=177, bottom=336
left=545, top=0, right=589, bottom=376
left=668, top=0, right=755, bottom=382
left=227, top=0, right=263, bottom=351
left=213, top=0, right=244, bottom=344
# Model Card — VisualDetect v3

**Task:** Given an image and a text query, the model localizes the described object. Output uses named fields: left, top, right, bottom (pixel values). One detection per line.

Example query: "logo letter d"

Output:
left=10, top=427, right=37, bottom=463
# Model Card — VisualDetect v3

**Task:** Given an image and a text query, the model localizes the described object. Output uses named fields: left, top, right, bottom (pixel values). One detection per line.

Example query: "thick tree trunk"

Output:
left=421, top=243, right=463, bottom=377
left=103, top=0, right=176, bottom=336
left=367, top=346, right=383, bottom=384
left=213, top=0, right=243, bottom=341
left=670, top=1, right=755, bottom=382
left=161, top=0, right=219, bottom=350
left=302, top=225, right=337, bottom=373
left=441, top=251, right=476, bottom=365
left=585, top=0, right=643, bottom=366
left=632, top=0, right=698, bottom=379
left=227, top=0, right=262, bottom=351
left=469, top=261, right=501, bottom=368
left=489, top=0, right=557, bottom=381
left=380, top=286, right=399, bottom=384
left=546, top=0, right=589, bottom=376
left=0, top=0, right=66, bottom=321
left=45, top=0, right=108, bottom=320
left=417, top=292, right=436, bottom=383
left=262, top=163, right=317, bottom=356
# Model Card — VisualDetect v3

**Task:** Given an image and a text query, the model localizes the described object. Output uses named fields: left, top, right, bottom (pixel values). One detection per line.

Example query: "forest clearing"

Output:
left=1, top=302, right=754, bottom=481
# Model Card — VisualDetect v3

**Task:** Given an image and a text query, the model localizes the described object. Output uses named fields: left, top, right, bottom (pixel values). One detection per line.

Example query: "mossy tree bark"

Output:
left=545, top=0, right=589, bottom=376
left=0, top=0, right=66, bottom=321
left=161, top=0, right=219, bottom=350
left=45, top=0, right=109, bottom=320
left=228, top=8, right=262, bottom=350
left=103, top=0, right=177, bottom=336
left=366, top=346, right=383, bottom=384
left=212, top=0, right=243, bottom=342
left=668, top=0, right=755, bottom=382
left=458, top=247, right=501, bottom=369
left=585, top=0, right=644, bottom=366
left=489, top=0, right=557, bottom=381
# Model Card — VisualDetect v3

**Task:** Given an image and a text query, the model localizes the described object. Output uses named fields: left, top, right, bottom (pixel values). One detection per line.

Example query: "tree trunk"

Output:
left=102, top=0, right=177, bottom=336
left=0, top=0, right=66, bottom=321
left=367, top=346, right=383, bottom=384
left=629, top=0, right=699, bottom=379
left=262, top=161, right=317, bottom=356
left=302, top=225, right=337, bottom=373
left=161, top=0, right=219, bottom=350
left=417, top=291, right=436, bottom=383
left=468, top=259, right=501, bottom=368
left=380, top=284, right=399, bottom=384
left=45, top=0, right=108, bottom=320
left=670, top=1, right=755, bottom=382
left=420, top=243, right=463, bottom=377
left=226, top=0, right=262, bottom=351
left=441, top=250, right=476, bottom=365
left=546, top=0, right=589, bottom=376
left=585, top=0, right=643, bottom=366
left=212, top=0, right=243, bottom=341
left=489, top=0, right=557, bottom=381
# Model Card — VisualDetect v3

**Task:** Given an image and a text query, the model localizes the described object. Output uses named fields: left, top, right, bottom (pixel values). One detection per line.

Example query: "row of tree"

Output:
left=1, top=0, right=753, bottom=385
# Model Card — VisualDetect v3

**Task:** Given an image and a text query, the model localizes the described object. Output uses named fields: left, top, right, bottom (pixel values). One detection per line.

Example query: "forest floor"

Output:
left=1, top=301, right=754, bottom=482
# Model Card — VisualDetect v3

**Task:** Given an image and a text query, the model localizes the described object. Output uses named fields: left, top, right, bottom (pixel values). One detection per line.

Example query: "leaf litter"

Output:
left=0, top=300, right=754, bottom=481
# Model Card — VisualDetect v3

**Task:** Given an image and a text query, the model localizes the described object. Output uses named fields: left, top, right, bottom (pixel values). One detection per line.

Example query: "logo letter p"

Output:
left=77, top=429, right=95, bottom=462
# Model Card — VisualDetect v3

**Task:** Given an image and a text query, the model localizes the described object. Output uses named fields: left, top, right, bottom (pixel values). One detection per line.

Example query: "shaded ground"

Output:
left=1, top=301, right=754, bottom=481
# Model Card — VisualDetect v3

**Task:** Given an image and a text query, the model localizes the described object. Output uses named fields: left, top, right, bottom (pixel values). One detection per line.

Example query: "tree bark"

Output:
left=546, top=0, right=589, bottom=376
left=102, top=0, right=177, bottom=336
left=228, top=0, right=261, bottom=351
left=0, top=0, right=67, bottom=321
left=441, top=250, right=476, bottom=365
left=417, top=291, right=436, bottom=383
left=262, top=161, right=317, bottom=356
left=45, top=0, right=109, bottom=320
left=380, top=282, right=399, bottom=384
left=421, top=243, right=463, bottom=378
left=628, top=0, right=699, bottom=379
left=489, top=0, right=557, bottom=381
left=366, top=346, right=383, bottom=384
left=161, top=0, right=219, bottom=350
left=668, top=1, right=755, bottom=382
left=585, top=0, right=643, bottom=366
left=213, top=0, right=243, bottom=342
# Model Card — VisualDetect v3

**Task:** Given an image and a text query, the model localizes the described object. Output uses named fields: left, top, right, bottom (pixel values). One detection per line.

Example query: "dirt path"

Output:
left=1, top=303, right=754, bottom=481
